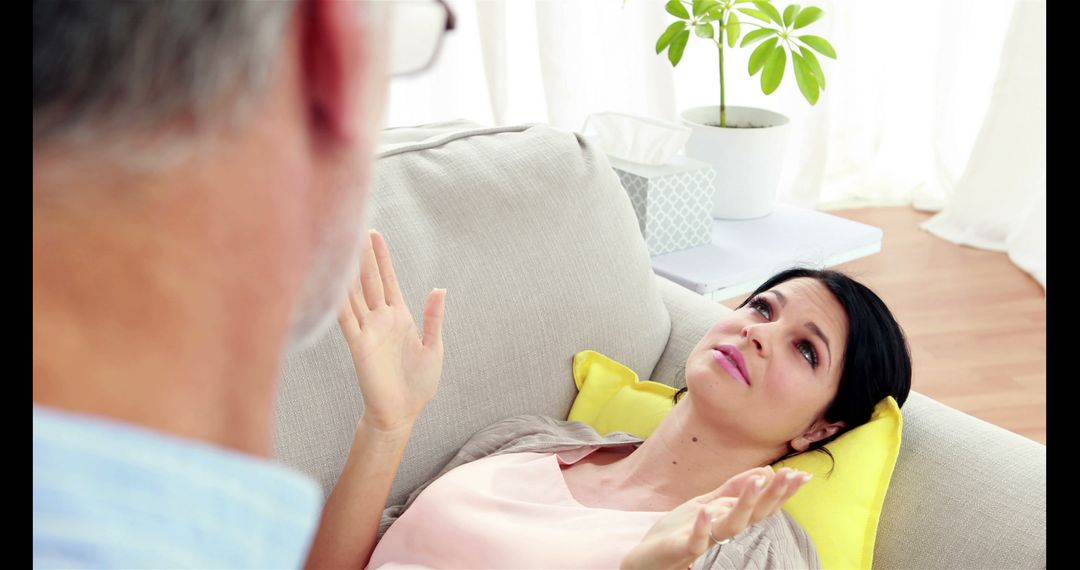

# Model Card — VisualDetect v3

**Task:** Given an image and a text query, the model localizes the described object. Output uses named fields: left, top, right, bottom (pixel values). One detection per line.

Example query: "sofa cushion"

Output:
left=272, top=123, right=671, bottom=506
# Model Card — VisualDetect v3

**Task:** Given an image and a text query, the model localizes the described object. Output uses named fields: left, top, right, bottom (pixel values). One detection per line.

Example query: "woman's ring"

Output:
left=709, top=529, right=732, bottom=547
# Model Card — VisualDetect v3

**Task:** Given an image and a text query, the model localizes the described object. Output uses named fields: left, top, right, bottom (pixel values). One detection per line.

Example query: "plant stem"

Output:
left=719, top=24, right=726, bottom=127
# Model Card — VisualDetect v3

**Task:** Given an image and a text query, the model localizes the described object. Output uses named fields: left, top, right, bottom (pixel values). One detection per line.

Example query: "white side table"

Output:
left=651, top=205, right=883, bottom=302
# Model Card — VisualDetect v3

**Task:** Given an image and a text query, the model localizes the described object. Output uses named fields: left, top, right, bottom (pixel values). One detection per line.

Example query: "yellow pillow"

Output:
left=567, top=350, right=680, bottom=437
left=566, top=350, right=902, bottom=570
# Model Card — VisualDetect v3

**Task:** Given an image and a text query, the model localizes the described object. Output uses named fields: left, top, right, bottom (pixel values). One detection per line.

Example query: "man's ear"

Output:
left=790, top=419, right=846, bottom=452
left=300, top=0, right=366, bottom=143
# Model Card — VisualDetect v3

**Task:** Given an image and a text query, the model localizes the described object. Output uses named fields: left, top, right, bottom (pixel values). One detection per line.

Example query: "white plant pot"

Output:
left=681, top=105, right=791, bottom=220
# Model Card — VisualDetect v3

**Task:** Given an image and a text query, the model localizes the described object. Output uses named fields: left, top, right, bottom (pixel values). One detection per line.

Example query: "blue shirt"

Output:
left=33, top=405, right=323, bottom=569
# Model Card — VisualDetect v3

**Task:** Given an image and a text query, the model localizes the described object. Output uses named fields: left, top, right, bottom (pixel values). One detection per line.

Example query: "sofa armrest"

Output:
left=649, top=274, right=733, bottom=385
left=876, top=392, right=1046, bottom=569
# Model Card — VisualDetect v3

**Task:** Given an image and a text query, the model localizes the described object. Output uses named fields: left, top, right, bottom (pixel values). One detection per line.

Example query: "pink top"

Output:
left=368, top=448, right=667, bottom=569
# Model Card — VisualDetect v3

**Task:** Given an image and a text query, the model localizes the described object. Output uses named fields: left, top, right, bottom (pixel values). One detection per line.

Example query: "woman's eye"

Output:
left=798, top=341, right=818, bottom=368
left=749, top=298, right=771, bottom=319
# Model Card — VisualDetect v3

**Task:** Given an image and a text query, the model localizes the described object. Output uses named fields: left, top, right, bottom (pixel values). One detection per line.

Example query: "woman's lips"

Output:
left=712, top=346, right=750, bottom=386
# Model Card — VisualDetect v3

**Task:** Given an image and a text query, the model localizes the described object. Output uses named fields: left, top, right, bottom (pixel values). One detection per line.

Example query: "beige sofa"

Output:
left=273, top=122, right=1046, bottom=568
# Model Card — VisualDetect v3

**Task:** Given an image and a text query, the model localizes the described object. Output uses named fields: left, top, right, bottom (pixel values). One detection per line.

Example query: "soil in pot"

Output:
left=705, top=121, right=769, bottom=129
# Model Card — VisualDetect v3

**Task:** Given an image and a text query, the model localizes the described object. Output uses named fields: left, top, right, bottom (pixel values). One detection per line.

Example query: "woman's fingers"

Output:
left=782, top=470, right=812, bottom=500
left=752, top=468, right=793, bottom=518
left=338, top=299, right=360, bottom=337
left=698, top=465, right=774, bottom=504
left=359, top=231, right=385, bottom=310
left=347, top=229, right=444, bottom=345
left=691, top=468, right=813, bottom=553
left=753, top=468, right=811, bottom=521
left=709, top=475, right=765, bottom=541
left=422, top=288, right=447, bottom=350
left=686, top=506, right=713, bottom=559
left=347, top=270, right=369, bottom=327
left=370, top=230, right=404, bottom=306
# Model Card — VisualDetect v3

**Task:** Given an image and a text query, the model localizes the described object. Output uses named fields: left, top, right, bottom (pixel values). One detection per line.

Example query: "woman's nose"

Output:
left=741, top=326, right=765, bottom=353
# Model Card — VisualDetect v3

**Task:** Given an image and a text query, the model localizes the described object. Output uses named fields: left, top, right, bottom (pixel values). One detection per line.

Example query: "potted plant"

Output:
left=655, top=0, right=836, bottom=219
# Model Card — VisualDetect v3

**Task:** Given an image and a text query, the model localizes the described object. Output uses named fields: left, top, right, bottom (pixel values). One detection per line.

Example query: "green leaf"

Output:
left=695, top=23, right=715, bottom=39
left=798, top=35, right=836, bottom=58
left=700, top=7, right=725, bottom=22
left=740, top=27, right=775, bottom=48
left=693, top=0, right=721, bottom=17
left=792, top=51, right=820, bottom=104
left=752, top=1, right=785, bottom=26
left=666, top=0, right=690, bottom=19
left=783, top=5, right=800, bottom=28
left=726, top=12, right=741, bottom=47
left=794, top=6, right=824, bottom=29
left=748, top=36, right=779, bottom=75
left=656, top=21, right=688, bottom=54
left=668, top=29, right=691, bottom=66
left=761, top=45, right=786, bottom=94
left=738, top=7, right=772, bottom=22
left=798, top=45, right=826, bottom=89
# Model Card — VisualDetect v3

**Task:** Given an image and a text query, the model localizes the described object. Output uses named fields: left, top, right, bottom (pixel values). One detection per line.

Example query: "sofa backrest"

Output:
left=272, top=123, right=671, bottom=505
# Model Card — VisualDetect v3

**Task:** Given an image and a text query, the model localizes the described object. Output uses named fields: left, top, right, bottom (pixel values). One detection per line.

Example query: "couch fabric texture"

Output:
left=273, top=121, right=1046, bottom=569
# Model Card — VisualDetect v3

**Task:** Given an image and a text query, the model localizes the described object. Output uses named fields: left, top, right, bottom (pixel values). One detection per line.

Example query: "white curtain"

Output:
left=920, top=0, right=1046, bottom=289
left=385, top=0, right=1045, bottom=288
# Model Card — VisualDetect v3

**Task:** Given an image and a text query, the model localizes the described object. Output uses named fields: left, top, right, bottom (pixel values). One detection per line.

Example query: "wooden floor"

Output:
left=721, top=206, right=1047, bottom=444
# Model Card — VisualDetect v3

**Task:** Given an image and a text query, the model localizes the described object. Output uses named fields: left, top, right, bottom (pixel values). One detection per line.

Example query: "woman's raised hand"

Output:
left=621, top=466, right=812, bottom=570
left=338, top=230, right=447, bottom=433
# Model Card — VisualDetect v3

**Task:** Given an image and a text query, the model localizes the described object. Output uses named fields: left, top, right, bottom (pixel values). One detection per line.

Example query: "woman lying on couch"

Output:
left=303, top=230, right=912, bottom=570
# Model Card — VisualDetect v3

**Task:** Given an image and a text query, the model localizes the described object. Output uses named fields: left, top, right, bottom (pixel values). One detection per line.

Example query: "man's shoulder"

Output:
left=33, top=404, right=324, bottom=568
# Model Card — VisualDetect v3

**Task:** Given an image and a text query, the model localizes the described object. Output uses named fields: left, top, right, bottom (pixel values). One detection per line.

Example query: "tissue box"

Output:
left=610, top=155, right=715, bottom=256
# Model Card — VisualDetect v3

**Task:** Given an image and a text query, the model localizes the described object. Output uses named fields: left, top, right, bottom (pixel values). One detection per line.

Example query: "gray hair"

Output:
left=33, top=0, right=298, bottom=150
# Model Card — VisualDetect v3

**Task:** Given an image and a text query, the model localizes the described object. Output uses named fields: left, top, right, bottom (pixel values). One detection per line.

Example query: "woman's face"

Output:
left=684, top=277, right=849, bottom=454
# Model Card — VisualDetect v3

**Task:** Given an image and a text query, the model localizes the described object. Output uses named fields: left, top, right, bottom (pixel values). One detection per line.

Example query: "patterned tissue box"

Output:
left=610, top=155, right=715, bottom=256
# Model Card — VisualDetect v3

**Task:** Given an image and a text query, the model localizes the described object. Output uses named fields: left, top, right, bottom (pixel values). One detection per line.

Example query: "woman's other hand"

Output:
left=338, top=229, right=447, bottom=433
left=620, top=466, right=811, bottom=570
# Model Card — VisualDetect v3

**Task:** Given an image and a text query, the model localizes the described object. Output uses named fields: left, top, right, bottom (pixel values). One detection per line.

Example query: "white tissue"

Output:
left=582, top=112, right=692, bottom=166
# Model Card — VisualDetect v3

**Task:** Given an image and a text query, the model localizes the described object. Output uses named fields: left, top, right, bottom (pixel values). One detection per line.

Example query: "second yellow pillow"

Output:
left=565, top=349, right=902, bottom=570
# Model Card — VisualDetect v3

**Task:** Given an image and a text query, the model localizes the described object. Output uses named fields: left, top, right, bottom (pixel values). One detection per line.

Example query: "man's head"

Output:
left=34, top=0, right=392, bottom=352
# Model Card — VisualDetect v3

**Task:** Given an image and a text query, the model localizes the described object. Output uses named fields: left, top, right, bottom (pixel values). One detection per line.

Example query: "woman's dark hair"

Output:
left=672, top=268, right=912, bottom=467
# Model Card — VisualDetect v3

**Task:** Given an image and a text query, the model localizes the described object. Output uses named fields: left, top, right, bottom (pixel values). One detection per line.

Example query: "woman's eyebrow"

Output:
left=805, top=321, right=833, bottom=370
left=766, top=290, right=832, bottom=370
